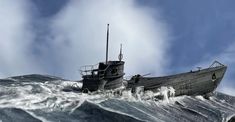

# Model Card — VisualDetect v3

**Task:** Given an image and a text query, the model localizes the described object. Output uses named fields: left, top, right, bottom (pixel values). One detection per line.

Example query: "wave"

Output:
left=0, top=108, right=41, bottom=122
left=0, top=74, right=235, bottom=122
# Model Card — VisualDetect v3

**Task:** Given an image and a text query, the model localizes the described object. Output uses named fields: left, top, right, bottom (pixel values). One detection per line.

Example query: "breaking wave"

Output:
left=0, top=74, right=235, bottom=122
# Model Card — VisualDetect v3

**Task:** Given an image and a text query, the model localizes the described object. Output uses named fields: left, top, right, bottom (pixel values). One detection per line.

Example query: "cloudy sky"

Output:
left=0, top=0, right=234, bottom=96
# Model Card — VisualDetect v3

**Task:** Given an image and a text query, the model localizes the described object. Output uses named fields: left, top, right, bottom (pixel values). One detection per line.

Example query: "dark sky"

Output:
left=32, top=0, right=235, bottom=64
left=138, top=0, right=235, bottom=89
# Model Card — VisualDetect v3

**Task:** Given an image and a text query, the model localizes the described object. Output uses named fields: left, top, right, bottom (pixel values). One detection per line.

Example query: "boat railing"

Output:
left=80, top=63, right=110, bottom=79
left=209, top=61, right=224, bottom=68
left=80, top=64, right=98, bottom=75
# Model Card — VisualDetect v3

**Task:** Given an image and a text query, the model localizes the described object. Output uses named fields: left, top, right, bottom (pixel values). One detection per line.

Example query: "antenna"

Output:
left=118, top=44, right=123, bottom=61
left=106, top=24, right=109, bottom=64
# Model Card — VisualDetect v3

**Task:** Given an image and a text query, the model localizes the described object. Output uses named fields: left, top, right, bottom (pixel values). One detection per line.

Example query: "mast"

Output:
left=118, top=44, right=123, bottom=61
left=106, top=24, right=109, bottom=64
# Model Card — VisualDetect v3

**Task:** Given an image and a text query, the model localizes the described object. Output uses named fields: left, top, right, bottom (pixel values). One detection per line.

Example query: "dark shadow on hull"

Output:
left=228, top=116, right=235, bottom=122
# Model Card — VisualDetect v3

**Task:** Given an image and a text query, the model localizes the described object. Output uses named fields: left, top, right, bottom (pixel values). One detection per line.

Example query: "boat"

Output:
left=81, top=24, right=125, bottom=92
left=127, top=61, right=227, bottom=97
left=80, top=24, right=227, bottom=97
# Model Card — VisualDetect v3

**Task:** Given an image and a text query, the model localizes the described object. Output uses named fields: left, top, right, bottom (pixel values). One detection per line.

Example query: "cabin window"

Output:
left=134, top=74, right=141, bottom=83
left=212, top=73, right=216, bottom=80
left=135, top=78, right=139, bottom=83
left=111, top=68, right=118, bottom=75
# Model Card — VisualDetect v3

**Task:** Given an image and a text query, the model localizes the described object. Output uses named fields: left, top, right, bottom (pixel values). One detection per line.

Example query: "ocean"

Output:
left=0, top=74, right=234, bottom=122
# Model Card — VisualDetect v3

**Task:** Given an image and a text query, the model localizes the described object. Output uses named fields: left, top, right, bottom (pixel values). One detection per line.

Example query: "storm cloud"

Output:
left=0, top=0, right=43, bottom=77
left=0, top=0, right=170, bottom=80
left=44, top=0, right=170, bottom=79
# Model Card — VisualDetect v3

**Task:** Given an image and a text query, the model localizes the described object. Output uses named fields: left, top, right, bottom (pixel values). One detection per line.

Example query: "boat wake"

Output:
left=0, top=74, right=235, bottom=122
